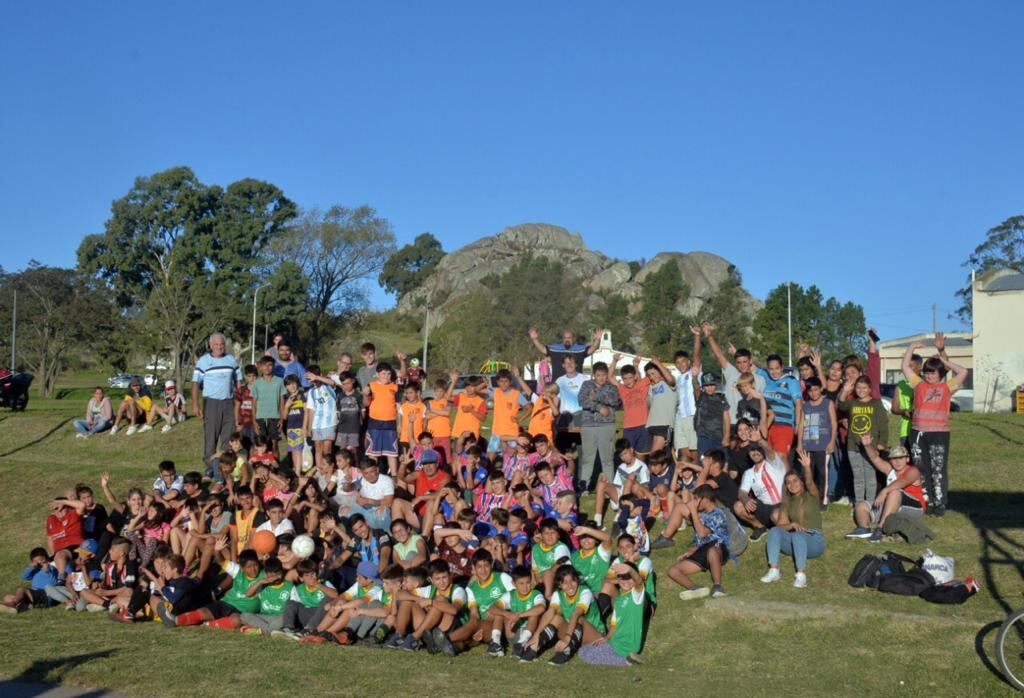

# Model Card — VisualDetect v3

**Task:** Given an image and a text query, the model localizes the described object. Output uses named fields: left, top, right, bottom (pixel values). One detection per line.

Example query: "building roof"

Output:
left=982, top=272, right=1024, bottom=292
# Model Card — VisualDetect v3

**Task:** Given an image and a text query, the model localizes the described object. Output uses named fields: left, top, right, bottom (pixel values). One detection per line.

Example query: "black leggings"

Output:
left=909, top=430, right=950, bottom=515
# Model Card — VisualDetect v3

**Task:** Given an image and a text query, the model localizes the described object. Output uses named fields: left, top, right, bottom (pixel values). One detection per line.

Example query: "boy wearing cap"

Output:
left=392, top=449, right=450, bottom=528
left=144, top=380, right=187, bottom=433
left=694, top=371, right=730, bottom=460
left=847, top=433, right=926, bottom=542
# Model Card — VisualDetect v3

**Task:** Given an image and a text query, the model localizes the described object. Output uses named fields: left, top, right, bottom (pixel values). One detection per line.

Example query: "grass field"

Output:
left=0, top=385, right=1022, bottom=697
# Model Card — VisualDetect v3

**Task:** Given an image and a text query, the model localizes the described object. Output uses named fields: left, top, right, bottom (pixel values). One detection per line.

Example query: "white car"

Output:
left=143, top=374, right=160, bottom=387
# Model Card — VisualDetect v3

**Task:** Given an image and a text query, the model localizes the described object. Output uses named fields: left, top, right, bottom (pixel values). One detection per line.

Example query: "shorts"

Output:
left=753, top=502, right=780, bottom=528
left=311, top=427, right=336, bottom=442
left=256, top=419, right=281, bottom=441
left=646, top=425, right=670, bottom=440
left=366, top=427, right=398, bottom=457
left=622, top=426, right=652, bottom=454
left=868, top=494, right=924, bottom=525
left=286, top=428, right=305, bottom=453
left=689, top=540, right=728, bottom=571
left=27, top=588, right=48, bottom=606
left=205, top=600, right=245, bottom=619
left=335, top=432, right=360, bottom=449
left=673, top=415, right=697, bottom=450
left=767, top=424, right=795, bottom=454
left=487, top=433, right=517, bottom=453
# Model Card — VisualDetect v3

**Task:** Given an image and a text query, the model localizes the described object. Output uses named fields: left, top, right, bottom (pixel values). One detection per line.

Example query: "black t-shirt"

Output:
left=695, top=393, right=729, bottom=440
left=337, top=391, right=363, bottom=434
left=83, top=504, right=108, bottom=539
left=162, top=575, right=200, bottom=614
left=548, top=343, right=590, bottom=382
left=735, top=397, right=762, bottom=428
left=711, top=471, right=740, bottom=509
left=728, top=443, right=755, bottom=480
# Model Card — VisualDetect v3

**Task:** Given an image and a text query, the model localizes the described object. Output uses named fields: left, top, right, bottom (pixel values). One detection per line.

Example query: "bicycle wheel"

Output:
left=996, top=607, right=1024, bottom=692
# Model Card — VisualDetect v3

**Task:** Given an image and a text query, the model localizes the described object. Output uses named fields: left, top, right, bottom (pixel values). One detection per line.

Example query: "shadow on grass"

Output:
left=974, top=620, right=1017, bottom=690
left=958, top=417, right=1024, bottom=446
left=1, top=648, right=120, bottom=697
left=0, top=417, right=73, bottom=458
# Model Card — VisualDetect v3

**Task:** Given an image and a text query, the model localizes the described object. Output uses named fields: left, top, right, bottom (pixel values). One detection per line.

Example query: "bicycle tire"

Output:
left=996, top=607, right=1024, bottom=692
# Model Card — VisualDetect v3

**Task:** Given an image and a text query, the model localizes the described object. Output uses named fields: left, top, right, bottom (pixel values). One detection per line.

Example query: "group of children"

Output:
left=7, top=329, right=966, bottom=665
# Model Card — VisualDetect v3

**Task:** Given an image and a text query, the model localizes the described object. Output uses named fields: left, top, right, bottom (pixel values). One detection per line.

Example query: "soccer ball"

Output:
left=409, top=358, right=420, bottom=368
left=291, top=534, right=315, bottom=560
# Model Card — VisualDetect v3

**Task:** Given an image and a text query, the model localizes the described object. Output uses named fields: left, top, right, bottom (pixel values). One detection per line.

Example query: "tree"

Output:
left=0, top=264, right=117, bottom=396
left=77, top=167, right=296, bottom=385
left=637, top=262, right=690, bottom=358
left=955, top=215, right=1024, bottom=322
left=752, top=283, right=866, bottom=361
left=379, top=233, right=446, bottom=299
left=270, top=206, right=396, bottom=359
left=699, top=266, right=753, bottom=361
left=432, top=254, right=586, bottom=370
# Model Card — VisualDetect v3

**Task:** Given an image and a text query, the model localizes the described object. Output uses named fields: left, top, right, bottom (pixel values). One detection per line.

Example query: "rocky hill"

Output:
left=397, top=223, right=761, bottom=329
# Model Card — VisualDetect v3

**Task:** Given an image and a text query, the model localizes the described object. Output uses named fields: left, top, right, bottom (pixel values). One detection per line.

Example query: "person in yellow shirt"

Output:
left=364, top=354, right=407, bottom=474
left=488, top=369, right=528, bottom=458
left=110, top=378, right=154, bottom=436
left=397, top=383, right=427, bottom=454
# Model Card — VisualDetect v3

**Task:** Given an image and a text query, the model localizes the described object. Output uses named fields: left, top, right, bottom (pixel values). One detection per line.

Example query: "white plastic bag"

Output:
left=921, top=549, right=954, bottom=584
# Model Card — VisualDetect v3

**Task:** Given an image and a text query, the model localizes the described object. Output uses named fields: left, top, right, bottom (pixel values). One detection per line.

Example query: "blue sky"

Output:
left=2, top=1, right=1022, bottom=338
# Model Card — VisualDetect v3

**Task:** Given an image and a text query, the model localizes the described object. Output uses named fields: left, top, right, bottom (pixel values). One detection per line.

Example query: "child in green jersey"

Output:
left=238, top=557, right=293, bottom=636
left=531, top=518, right=571, bottom=597
left=490, top=564, right=547, bottom=659
left=520, top=564, right=605, bottom=665
left=579, top=561, right=646, bottom=666
left=169, top=549, right=263, bottom=629
left=272, top=559, right=337, bottom=640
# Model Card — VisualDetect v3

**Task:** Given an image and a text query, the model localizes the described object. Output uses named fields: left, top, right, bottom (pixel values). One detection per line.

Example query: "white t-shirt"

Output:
left=613, top=460, right=650, bottom=489
left=256, top=518, right=295, bottom=536
left=306, top=384, right=338, bottom=431
left=359, top=473, right=395, bottom=501
left=672, top=369, right=699, bottom=419
left=739, top=454, right=787, bottom=505
left=556, top=373, right=588, bottom=414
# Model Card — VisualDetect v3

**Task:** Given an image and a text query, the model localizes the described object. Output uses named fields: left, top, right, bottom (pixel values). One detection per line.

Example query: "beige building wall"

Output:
left=877, top=333, right=972, bottom=386
left=973, top=269, right=1024, bottom=413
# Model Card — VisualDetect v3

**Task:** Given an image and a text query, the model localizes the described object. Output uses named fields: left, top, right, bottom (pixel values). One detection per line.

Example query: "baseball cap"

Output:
left=164, top=380, right=176, bottom=389
left=356, top=560, right=380, bottom=582
left=888, top=445, right=909, bottom=459
left=75, top=539, right=99, bottom=557
left=419, top=449, right=440, bottom=463
left=701, top=371, right=721, bottom=386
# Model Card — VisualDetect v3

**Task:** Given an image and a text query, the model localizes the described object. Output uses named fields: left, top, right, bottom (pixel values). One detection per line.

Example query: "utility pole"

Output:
left=9, top=289, right=15, bottom=370
left=422, top=306, right=431, bottom=374
left=787, top=282, right=793, bottom=367
left=250, top=284, right=269, bottom=364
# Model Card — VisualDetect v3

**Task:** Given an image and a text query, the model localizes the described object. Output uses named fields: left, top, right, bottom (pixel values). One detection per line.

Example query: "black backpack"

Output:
left=848, top=551, right=917, bottom=589
left=877, top=568, right=936, bottom=596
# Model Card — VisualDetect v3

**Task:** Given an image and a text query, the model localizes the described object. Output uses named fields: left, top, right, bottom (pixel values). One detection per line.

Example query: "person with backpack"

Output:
left=759, top=448, right=825, bottom=589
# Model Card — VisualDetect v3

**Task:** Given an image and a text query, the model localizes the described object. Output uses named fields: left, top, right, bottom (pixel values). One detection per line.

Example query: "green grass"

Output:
left=0, top=389, right=1022, bottom=696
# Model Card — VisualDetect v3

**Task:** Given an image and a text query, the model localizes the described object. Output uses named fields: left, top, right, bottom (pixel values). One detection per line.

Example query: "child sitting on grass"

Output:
left=1, top=548, right=59, bottom=613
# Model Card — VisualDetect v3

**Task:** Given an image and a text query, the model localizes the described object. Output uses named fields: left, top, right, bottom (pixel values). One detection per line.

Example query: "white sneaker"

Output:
left=137, top=424, right=153, bottom=433
left=109, top=425, right=119, bottom=435
left=793, top=572, right=808, bottom=589
left=125, top=426, right=138, bottom=436
left=760, top=568, right=781, bottom=584
left=76, top=433, right=86, bottom=439
left=161, top=424, right=173, bottom=433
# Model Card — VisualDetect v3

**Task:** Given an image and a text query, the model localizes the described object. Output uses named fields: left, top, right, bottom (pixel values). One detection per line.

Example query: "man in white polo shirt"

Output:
left=734, top=437, right=787, bottom=541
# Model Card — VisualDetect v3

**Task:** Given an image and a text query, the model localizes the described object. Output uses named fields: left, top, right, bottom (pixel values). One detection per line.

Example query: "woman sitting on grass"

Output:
left=759, top=448, right=825, bottom=589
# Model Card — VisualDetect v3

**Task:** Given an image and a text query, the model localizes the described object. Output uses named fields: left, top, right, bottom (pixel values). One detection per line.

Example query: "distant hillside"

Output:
left=397, top=223, right=762, bottom=335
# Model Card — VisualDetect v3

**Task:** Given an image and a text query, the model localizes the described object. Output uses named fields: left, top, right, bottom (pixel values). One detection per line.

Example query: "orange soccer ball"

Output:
left=251, top=529, right=277, bottom=554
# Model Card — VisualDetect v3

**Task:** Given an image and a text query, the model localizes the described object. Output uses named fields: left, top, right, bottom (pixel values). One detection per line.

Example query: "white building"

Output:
left=973, top=269, right=1024, bottom=413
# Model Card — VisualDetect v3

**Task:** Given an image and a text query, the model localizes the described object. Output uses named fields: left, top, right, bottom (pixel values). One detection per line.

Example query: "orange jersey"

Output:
left=368, top=382, right=398, bottom=422
left=426, top=398, right=452, bottom=438
left=452, top=393, right=487, bottom=438
left=528, top=396, right=554, bottom=442
left=491, top=388, right=522, bottom=437
left=399, top=400, right=426, bottom=443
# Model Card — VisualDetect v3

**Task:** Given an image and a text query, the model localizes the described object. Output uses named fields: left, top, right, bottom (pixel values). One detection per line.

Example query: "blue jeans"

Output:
left=346, top=503, right=391, bottom=531
left=767, top=528, right=825, bottom=570
left=74, top=419, right=110, bottom=435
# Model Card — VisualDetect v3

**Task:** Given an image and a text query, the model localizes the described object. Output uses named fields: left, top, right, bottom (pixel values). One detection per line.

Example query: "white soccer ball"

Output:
left=291, top=534, right=315, bottom=559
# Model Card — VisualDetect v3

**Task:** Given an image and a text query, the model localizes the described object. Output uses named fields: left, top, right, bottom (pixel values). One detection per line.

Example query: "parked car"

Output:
left=952, top=389, right=973, bottom=412
left=143, top=374, right=160, bottom=387
left=107, top=374, right=137, bottom=389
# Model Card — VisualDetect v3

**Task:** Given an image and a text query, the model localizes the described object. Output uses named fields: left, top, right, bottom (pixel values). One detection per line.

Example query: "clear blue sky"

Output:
left=2, top=1, right=1022, bottom=338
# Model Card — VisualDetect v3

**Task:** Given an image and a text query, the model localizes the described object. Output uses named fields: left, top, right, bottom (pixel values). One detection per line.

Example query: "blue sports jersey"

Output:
left=756, top=368, right=802, bottom=427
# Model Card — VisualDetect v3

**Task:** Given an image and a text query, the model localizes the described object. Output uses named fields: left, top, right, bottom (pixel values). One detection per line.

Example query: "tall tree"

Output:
left=637, top=262, right=690, bottom=358
left=270, top=206, right=395, bottom=358
left=77, top=167, right=296, bottom=384
left=955, top=215, right=1024, bottom=321
left=379, top=233, right=446, bottom=299
left=0, top=264, right=117, bottom=396
left=752, top=283, right=866, bottom=361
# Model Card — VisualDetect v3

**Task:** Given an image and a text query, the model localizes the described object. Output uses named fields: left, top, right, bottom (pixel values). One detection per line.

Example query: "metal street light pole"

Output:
left=787, top=282, right=793, bottom=368
left=10, top=289, right=15, bottom=370
left=251, top=284, right=269, bottom=364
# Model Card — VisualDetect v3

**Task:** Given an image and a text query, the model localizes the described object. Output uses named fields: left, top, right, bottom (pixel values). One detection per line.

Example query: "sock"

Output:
left=596, top=593, right=612, bottom=622
left=594, top=512, right=603, bottom=527
left=176, top=610, right=204, bottom=627
left=519, top=629, right=533, bottom=645
left=567, top=626, right=584, bottom=654
left=491, top=628, right=502, bottom=644
left=537, top=624, right=558, bottom=652
left=206, top=616, right=236, bottom=630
